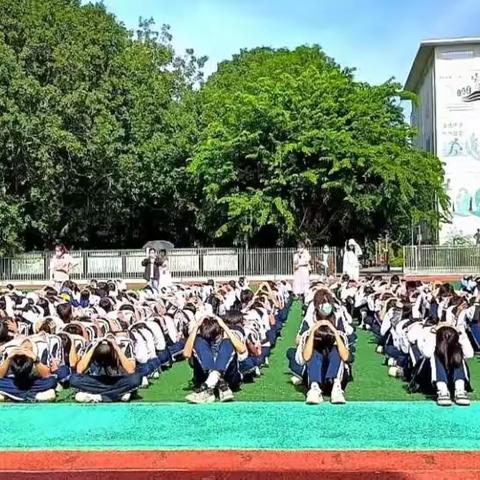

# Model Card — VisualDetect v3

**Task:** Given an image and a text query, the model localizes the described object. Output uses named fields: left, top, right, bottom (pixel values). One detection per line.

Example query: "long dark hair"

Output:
left=435, top=326, right=463, bottom=370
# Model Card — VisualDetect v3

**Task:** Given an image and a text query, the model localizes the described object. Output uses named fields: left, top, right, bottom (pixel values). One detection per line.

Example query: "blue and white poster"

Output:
left=436, top=46, right=480, bottom=242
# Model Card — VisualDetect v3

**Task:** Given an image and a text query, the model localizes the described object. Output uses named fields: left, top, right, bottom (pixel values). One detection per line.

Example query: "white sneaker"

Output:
left=365, top=324, right=372, bottom=331
left=330, top=383, right=346, bottom=404
left=152, top=371, right=160, bottom=379
left=264, top=357, right=269, bottom=366
left=376, top=345, right=384, bottom=354
left=254, top=367, right=261, bottom=377
left=75, top=392, right=102, bottom=403
left=387, top=357, right=397, bottom=367
left=120, top=393, right=131, bottom=402
left=290, top=375, right=303, bottom=386
left=306, top=385, right=323, bottom=405
left=454, top=390, right=471, bottom=406
left=0, top=394, right=6, bottom=402
left=140, top=376, right=150, bottom=388
left=35, top=389, right=56, bottom=402
left=437, top=391, right=452, bottom=407
left=55, top=383, right=64, bottom=393
left=388, top=366, right=404, bottom=378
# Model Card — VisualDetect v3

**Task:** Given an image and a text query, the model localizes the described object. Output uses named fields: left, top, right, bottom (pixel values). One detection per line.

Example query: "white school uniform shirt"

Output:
left=380, top=308, right=394, bottom=337
left=224, top=291, right=237, bottom=311
left=411, top=295, right=423, bottom=320
left=303, top=302, right=316, bottom=329
left=244, top=310, right=267, bottom=343
left=295, top=330, right=310, bottom=366
left=354, top=288, right=367, bottom=308
left=417, top=326, right=436, bottom=358
left=146, top=320, right=167, bottom=351
left=457, top=305, right=476, bottom=331
left=393, top=319, right=411, bottom=353
left=367, top=295, right=376, bottom=312
left=406, top=321, right=424, bottom=346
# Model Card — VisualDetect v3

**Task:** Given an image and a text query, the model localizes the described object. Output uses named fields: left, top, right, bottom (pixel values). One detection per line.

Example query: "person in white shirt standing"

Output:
left=342, top=239, right=362, bottom=281
left=293, top=241, right=311, bottom=302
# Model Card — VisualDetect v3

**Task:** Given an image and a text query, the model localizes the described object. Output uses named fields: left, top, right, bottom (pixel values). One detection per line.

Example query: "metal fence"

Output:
left=404, top=245, right=480, bottom=275
left=0, top=247, right=337, bottom=283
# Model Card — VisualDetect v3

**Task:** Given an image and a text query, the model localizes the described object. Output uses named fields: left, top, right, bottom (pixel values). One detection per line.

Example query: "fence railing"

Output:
left=0, top=247, right=337, bottom=283
left=403, top=245, right=480, bottom=274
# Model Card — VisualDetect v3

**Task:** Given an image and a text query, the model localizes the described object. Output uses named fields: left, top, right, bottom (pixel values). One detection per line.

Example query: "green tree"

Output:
left=189, top=46, right=448, bottom=246
left=0, top=0, right=205, bottom=252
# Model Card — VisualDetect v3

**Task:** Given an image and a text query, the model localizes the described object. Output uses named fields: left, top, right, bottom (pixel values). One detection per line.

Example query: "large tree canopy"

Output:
left=0, top=0, right=205, bottom=254
left=0, top=1, right=447, bottom=254
left=189, top=46, right=448, bottom=246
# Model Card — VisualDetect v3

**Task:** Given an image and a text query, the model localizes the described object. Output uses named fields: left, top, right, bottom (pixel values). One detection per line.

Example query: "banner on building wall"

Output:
left=436, top=47, right=480, bottom=242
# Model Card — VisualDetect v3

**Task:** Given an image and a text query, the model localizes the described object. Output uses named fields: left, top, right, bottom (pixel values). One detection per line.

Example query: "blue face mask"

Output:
left=318, top=303, right=333, bottom=316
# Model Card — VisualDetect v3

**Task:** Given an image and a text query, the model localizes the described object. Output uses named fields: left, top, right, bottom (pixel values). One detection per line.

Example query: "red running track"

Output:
left=0, top=451, right=479, bottom=480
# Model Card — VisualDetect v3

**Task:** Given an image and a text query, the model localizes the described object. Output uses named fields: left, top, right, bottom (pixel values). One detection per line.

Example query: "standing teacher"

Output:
left=293, top=241, right=311, bottom=302
left=49, top=243, right=76, bottom=291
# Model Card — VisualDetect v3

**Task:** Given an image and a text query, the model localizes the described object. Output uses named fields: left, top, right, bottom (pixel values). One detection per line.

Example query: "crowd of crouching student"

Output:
left=0, top=278, right=292, bottom=403
left=1, top=274, right=478, bottom=407
left=341, top=274, right=478, bottom=406
left=286, top=273, right=480, bottom=406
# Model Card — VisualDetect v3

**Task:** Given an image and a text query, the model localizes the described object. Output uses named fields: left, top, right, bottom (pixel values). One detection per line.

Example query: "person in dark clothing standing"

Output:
left=142, top=248, right=162, bottom=293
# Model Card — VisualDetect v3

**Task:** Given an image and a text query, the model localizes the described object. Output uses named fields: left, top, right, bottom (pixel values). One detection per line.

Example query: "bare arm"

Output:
left=36, top=362, right=52, bottom=379
left=69, top=343, right=79, bottom=369
left=334, top=333, right=350, bottom=362
left=302, top=329, right=316, bottom=362
left=0, top=358, right=10, bottom=379
left=75, top=345, right=97, bottom=374
left=111, top=341, right=136, bottom=375
left=217, top=317, right=246, bottom=354
left=183, top=324, right=200, bottom=359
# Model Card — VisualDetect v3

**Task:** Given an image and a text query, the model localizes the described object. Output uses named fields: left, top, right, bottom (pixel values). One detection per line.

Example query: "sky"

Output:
left=95, top=0, right=480, bottom=86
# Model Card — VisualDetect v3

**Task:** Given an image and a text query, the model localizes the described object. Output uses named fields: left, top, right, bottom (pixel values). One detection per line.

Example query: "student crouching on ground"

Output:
left=70, top=335, right=142, bottom=403
left=183, top=312, right=247, bottom=404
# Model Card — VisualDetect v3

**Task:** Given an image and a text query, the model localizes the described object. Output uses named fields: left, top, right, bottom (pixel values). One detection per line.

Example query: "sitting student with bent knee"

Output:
left=70, top=335, right=141, bottom=403
left=0, top=340, right=57, bottom=402
left=184, top=312, right=246, bottom=404
left=294, top=306, right=350, bottom=405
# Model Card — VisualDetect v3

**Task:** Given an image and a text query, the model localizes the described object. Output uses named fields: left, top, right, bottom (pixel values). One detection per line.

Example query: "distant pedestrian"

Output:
left=474, top=228, right=480, bottom=245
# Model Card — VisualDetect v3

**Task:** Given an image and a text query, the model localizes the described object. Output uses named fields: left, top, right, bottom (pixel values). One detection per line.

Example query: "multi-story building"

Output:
left=405, top=37, right=480, bottom=243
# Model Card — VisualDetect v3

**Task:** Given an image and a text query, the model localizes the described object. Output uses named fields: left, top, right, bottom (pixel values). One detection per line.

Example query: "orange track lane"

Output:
left=0, top=450, right=479, bottom=480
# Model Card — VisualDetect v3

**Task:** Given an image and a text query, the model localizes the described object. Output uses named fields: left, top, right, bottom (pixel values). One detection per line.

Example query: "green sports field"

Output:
left=56, top=301, right=480, bottom=402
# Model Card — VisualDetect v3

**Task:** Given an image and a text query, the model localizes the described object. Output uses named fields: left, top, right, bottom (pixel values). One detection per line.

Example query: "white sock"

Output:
left=205, top=370, right=221, bottom=388
left=437, top=381, right=449, bottom=396
left=455, top=379, right=466, bottom=393
left=310, top=382, right=320, bottom=391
